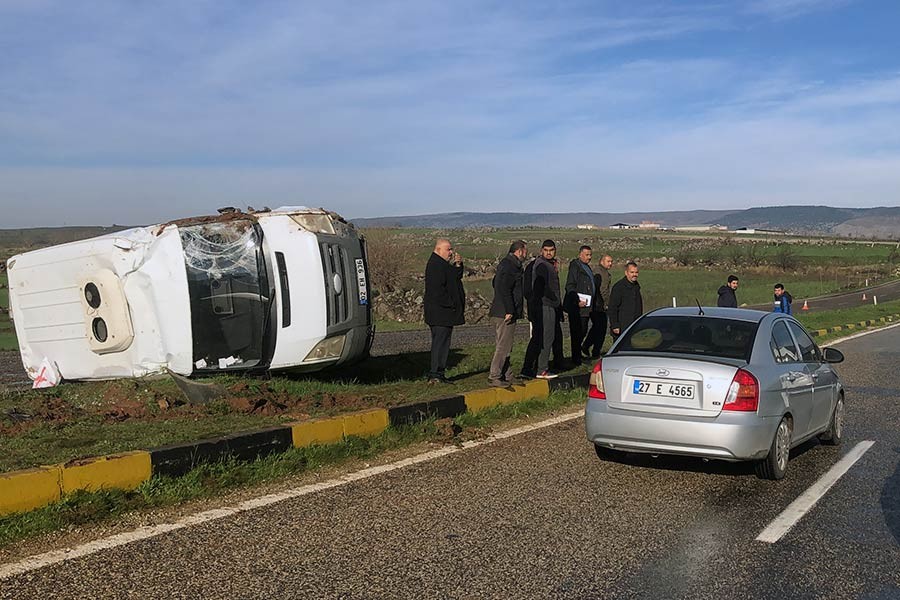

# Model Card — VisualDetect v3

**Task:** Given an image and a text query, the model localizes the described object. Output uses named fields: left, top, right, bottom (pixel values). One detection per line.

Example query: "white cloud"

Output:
left=0, top=1, right=898, bottom=226
left=745, top=0, right=854, bottom=20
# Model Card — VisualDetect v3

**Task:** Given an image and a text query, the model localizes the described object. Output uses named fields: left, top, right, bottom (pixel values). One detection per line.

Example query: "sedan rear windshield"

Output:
left=614, top=315, right=759, bottom=361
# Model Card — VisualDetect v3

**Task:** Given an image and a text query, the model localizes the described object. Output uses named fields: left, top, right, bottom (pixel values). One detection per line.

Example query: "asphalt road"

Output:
left=2, top=325, right=898, bottom=599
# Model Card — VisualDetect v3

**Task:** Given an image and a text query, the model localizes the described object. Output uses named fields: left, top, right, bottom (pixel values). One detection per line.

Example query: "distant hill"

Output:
left=352, top=205, right=900, bottom=238
left=352, top=210, right=734, bottom=229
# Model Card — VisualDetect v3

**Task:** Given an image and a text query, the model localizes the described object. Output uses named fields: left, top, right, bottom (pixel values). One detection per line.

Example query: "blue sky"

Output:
left=1, top=0, right=899, bottom=227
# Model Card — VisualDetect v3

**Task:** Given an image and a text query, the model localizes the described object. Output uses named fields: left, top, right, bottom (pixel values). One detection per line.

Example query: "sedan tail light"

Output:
left=588, top=360, right=606, bottom=400
left=723, top=368, right=759, bottom=411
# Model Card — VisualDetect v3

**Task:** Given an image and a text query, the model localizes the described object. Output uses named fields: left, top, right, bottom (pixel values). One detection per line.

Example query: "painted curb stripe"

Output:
left=0, top=466, right=62, bottom=517
left=291, top=418, right=343, bottom=448
left=61, top=452, right=151, bottom=494
left=811, top=313, right=900, bottom=337
left=387, top=395, right=467, bottom=426
left=150, top=427, right=293, bottom=478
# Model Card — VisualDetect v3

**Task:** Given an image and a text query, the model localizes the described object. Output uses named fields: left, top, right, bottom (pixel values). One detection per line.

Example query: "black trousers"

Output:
left=429, top=325, right=453, bottom=378
left=568, top=311, right=591, bottom=361
left=583, top=311, right=607, bottom=357
left=523, top=306, right=564, bottom=375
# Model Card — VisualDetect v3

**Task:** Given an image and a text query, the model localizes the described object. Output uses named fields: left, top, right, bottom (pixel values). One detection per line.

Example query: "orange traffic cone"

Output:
left=862, top=293, right=867, bottom=302
left=801, top=300, right=809, bottom=311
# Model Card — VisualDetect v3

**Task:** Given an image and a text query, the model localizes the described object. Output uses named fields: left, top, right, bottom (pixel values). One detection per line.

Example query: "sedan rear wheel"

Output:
left=819, top=394, right=844, bottom=446
left=756, top=417, right=792, bottom=480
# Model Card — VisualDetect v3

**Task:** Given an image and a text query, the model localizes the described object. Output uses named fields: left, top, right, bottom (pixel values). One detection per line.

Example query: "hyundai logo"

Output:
left=332, top=273, right=343, bottom=295
left=656, top=368, right=669, bottom=376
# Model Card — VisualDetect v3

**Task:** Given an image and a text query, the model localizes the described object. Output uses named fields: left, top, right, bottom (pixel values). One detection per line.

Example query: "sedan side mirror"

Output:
left=823, top=347, right=844, bottom=363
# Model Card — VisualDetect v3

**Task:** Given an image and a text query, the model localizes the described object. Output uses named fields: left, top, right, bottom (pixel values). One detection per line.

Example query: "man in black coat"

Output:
left=488, top=241, right=527, bottom=386
left=583, top=253, right=612, bottom=358
left=424, top=238, right=465, bottom=383
left=530, top=240, right=562, bottom=379
left=717, top=275, right=739, bottom=308
left=565, top=245, right=595, bottom=365
left=608, top=261, right=643, bottom=340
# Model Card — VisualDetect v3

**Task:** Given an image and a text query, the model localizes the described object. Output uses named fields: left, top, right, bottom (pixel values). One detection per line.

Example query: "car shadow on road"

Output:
left=601, top=437, right=823, bottom=478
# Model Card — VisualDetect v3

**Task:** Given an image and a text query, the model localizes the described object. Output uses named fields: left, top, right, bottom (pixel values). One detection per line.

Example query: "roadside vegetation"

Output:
left=0, top=387, right=586, bottom=549
left=796, top=298, right=900, bottom=343
left=362, top=227, right=900, bottom=326
left=0, top=343, right=594, bottom=473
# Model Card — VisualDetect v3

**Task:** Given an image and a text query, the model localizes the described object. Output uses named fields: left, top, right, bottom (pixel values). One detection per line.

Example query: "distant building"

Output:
left=638, top=221, right=661, bottom=230
left=576, top=224, right=598, bottom=230
left=733, top=227, right=786, bottom=235
left=609, top=222, right=637, bottom=230
left=674, top=225, right=729, bottom=232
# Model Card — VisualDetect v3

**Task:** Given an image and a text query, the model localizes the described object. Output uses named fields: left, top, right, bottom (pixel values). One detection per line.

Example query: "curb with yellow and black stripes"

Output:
left=808, top=313, right=899, bottom=337
left=0, top=374, right=589, bottom=517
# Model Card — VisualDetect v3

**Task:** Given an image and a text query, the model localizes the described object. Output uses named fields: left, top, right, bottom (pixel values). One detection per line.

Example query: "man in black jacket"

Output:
left=565, top=245, right=595, bottom=365
left=531, top=240, right=562, bottom=379
left=424, top=239, right=465, bottom=383
left=608, top=261, right=643, bottom=340
left=583, top=253, right=612, bottom=358
left=717, top=275, right=739, bottom=308
left=488, top=241, right=527, bottom=386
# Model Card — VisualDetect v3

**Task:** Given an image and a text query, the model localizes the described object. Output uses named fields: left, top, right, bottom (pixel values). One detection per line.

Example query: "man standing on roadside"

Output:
left=608, top=261, right=643, bottom=341
left=423, top=239, right=465, bottom=384
left=532, top=239, right=562, bottom=379
left=773, top=283, right=793, bottom=315
left=565, top=245, right=595, bottom=365
left=583, top=254, right=612, bottom=358
left=488, top=241, right=527, bottom=387
left=717, top=275, right=739, bottom=308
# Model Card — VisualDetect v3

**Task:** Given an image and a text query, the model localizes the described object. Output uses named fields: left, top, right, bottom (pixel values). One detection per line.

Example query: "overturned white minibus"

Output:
left=6, top=206, right=373, bottom=382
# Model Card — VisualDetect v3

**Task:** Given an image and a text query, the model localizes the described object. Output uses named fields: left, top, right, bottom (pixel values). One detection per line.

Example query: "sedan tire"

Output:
left=818, top=393, right=844, bottom=446
left=756, top=417, right=792, bottom=480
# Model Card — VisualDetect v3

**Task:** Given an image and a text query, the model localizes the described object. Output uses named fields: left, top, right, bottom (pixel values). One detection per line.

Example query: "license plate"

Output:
left=633, top=379, right=695, bottom=399
left=355, top=258, right=368, bottom=305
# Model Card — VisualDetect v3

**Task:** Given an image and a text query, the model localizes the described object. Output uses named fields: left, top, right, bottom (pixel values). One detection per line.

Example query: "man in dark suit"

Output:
left=608, top=261, right=643, bottom=340
left=565, top=245, right=595, bottom=365
left=424, top=239, right=465, bottom=383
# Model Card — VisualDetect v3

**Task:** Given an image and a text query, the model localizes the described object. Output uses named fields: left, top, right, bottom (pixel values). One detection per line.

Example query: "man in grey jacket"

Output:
left=488, top=241, right=527, bottom=386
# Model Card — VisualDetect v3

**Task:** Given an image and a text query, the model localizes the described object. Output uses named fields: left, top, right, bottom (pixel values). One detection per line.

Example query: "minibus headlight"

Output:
left=304, top=335, right=346, bottom=362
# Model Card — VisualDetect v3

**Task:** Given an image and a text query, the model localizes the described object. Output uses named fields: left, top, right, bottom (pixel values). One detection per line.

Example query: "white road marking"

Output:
left=755, top=440, right=875, bottom=544
left=0, top=410, right=584, bottom=580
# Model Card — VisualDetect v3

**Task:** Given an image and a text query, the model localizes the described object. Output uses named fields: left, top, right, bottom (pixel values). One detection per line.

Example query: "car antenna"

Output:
left=695, top=298, right=704, bottom=316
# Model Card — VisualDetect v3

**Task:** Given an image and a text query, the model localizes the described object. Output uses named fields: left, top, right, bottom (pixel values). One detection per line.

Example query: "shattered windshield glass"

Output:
left=179, top=221, right=271, bottom=371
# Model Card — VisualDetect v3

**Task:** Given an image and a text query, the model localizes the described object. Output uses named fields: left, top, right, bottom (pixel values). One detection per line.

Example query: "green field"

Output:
left=2, top=228, right=899, bottom=350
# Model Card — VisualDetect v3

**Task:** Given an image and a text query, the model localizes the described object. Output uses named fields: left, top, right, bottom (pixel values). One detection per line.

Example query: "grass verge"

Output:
left=0, top=342, right=592, bottom=473
left=0, top=388, right=585, bottom=548
left=796, top=298, right=900, bottom=343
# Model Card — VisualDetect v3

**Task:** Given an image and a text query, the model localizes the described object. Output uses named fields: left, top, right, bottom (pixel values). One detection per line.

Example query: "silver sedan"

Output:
left=584, top=307, right=845, bottom=479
